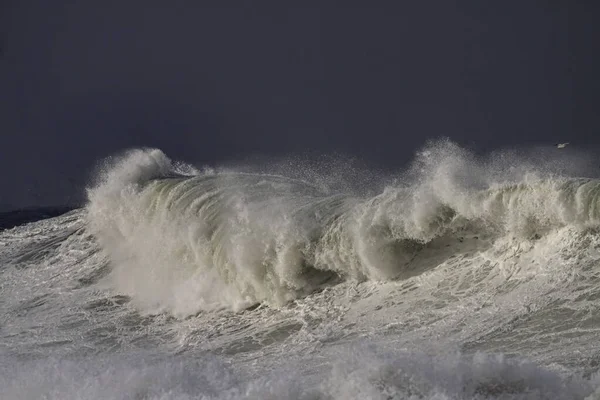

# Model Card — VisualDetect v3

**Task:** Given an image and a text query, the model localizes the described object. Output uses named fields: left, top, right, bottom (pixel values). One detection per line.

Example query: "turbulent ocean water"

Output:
left=3, top=140, right=600, bottom=399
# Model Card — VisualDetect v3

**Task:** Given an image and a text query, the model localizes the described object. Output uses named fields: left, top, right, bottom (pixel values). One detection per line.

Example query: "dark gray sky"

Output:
left=1, top=2, right=598, bottom=209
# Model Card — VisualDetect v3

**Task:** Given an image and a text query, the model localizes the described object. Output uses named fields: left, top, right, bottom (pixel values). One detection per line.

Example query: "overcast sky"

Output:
left=1, top=2, right=598, bottom=209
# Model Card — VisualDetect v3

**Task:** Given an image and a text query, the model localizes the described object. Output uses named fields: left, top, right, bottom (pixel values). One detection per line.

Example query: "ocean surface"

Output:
left=3, top=140, right=600, bottom=399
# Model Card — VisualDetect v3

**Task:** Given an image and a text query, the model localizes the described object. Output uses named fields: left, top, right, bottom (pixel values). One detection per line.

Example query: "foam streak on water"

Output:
left=2, top=140, right=600, bottom=399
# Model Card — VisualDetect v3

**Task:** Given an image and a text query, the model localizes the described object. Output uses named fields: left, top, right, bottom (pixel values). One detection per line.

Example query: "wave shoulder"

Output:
left=0, top=206, right=76, bottom=230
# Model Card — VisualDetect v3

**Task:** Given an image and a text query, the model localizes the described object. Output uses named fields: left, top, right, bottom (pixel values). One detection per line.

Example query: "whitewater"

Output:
left=3, top=140, right=600, bottom=399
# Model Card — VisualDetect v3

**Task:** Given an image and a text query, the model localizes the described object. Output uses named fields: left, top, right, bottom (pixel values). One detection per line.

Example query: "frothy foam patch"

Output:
left=2, top=347, right=599, bottom=399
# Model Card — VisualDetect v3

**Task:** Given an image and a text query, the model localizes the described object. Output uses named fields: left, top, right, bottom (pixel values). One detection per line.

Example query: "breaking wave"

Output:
left=86, top=140, right=600, bottom=316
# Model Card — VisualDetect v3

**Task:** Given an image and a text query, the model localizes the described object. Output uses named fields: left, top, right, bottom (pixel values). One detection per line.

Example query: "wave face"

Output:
left=86, top=141, right=600, bottom=316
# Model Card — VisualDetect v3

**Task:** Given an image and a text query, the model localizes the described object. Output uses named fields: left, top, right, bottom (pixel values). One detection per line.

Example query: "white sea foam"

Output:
left=2, top=347, right=599, bottom=399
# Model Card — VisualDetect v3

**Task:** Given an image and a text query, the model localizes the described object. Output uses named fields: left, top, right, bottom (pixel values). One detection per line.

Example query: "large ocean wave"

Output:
left=3, top=140, right=600, bottom=398
left=85, top=140, right=600, bottom=316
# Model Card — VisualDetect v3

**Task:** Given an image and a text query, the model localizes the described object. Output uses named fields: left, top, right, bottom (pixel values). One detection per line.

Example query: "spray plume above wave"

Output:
left=85, top=140, right=600, bottom=316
